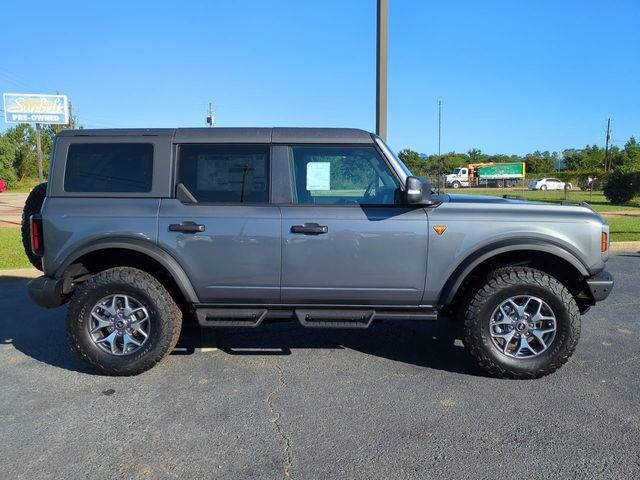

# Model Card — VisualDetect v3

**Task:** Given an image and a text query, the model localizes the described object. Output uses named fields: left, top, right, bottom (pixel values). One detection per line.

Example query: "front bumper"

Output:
left=27, top=276, right=65, bottom=308
left=586, top=270, right=614, bottom=302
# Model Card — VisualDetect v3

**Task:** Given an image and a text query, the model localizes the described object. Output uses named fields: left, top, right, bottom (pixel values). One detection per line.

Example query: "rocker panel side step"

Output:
left=196, top=308, right=267, bottom=327
left=295, top=309, right=375, bottom=329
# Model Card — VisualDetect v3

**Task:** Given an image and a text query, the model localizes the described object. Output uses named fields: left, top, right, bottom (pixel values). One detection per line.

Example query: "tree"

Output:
left=603, top=170, right=640, bottom=204
left=612, top=137, right=640, bottom=173
left=397, top=149, right=430, bottom=177
left=0, top=134, right=18, bottom=184
left=0, top=124, right=55, bottom=184
left=581, top=145, right=606, bottom=170
left=523, top=151, right=556, bottom=174
left=467, top=148, right=483, bottom=163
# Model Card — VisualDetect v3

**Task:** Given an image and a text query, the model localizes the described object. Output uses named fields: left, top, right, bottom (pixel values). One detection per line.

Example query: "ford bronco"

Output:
left=24, top=128, right=613, bottom=377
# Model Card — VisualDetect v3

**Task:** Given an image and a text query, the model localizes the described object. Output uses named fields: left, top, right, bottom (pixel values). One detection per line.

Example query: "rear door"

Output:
left=158, top=144, right=281, bottom=304
left=280, top=145, right=428, bottom=306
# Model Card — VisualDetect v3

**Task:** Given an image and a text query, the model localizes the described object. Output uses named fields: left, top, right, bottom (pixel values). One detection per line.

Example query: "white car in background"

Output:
left=528, top=177, right=572, bottom=191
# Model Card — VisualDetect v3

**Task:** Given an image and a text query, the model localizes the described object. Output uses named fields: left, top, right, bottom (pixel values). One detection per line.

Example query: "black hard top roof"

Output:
left=57, top=127, right=375, bottom=144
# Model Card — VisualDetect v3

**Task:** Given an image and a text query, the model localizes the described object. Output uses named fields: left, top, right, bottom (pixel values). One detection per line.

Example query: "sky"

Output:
left=1, top=0, right=638, bottom=155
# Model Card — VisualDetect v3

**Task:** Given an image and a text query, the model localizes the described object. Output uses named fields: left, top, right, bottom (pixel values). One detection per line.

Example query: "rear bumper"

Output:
left=27, top=275, right=65, bottom=308
left=586, top=270, right=614, bottom=302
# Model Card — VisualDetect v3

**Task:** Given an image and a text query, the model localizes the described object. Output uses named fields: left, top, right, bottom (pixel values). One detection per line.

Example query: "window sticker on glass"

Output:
left=306, top=162, right=331, bottom=191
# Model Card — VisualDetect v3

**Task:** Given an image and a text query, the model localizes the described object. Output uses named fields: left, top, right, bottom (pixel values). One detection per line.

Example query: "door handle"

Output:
left=291, top=223, right=329, bottom=235
left=169, top=221, right=205, bottom=233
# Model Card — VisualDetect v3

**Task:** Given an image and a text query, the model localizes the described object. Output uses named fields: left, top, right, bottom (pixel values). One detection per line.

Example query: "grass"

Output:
left=5, top=178, right=46, bottom=193
left=441, top=187, right=640, bottom=213
left=0, top=228, right=32, bottom=270
left=607, top=217, right=640, bottom=242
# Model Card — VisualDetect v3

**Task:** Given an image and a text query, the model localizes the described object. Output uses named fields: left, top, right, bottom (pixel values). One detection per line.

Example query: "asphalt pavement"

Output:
left=1, top=255, right=639, bottom=479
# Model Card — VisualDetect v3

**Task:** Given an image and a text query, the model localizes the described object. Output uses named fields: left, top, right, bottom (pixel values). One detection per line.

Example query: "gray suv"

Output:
left=25, top=128, right=613, bottom=377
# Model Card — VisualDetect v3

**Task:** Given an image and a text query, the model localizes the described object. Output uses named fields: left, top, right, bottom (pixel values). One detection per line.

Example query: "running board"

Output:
left=194, top=307, right=438, bottom=328
left=196, top=308, right=267, bottom=327
left=295, top=309, right=375, bottom=329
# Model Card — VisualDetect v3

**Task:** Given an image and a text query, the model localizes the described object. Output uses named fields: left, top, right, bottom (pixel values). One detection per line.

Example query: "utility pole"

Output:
left=376, top=0, right=388, bottom=140
left=437, top=100, right=442, bottom=193
left=604, top=117, right=611, bottom=171
left=35, top=123, right=44, bottom=183
left=68, top=100, right=74, bottom=129
left=206, top=102, right=214, bottom=127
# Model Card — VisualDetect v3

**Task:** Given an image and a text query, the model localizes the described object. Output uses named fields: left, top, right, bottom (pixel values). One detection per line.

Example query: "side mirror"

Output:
left=405, top=176, right=434, bottom=204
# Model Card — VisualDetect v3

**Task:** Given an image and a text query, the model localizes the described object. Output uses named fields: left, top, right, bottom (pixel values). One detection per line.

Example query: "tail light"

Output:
left=30, top=214, right=44, bottom=256
left=601, top=231, right=608, bottom=253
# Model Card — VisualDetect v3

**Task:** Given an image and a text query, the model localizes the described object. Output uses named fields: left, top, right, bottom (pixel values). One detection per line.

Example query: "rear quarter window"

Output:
left=64, top=143, right=154, bottom=193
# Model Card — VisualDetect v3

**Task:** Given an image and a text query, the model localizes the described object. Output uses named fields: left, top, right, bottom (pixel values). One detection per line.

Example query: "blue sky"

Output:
left=1, top=0, right=638, bottom=155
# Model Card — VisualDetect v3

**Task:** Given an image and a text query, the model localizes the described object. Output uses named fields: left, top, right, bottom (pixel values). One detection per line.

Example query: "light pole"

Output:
left=376, top=0, right=388, bottom=141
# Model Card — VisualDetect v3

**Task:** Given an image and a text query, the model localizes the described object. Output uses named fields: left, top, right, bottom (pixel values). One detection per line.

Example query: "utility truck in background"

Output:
left=445, top=162, right=526, bottom=188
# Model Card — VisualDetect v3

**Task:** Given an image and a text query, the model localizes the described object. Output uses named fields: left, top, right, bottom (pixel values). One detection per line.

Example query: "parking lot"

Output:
left=1, top=254, right=639, bottom=479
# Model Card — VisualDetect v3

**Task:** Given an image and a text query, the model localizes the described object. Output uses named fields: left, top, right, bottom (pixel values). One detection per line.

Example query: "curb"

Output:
left=610, top=241, right=640, bottom=253
left=0, top=268, right=40, bottom=279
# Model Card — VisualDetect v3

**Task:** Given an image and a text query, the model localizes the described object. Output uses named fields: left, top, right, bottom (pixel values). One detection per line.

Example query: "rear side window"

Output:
left=178, top=144, right=269, bottom=203
left=64, top=143, right=153, bottom=193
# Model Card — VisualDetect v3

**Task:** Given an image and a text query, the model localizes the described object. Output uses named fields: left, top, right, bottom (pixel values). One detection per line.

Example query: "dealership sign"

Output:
left=3, top=93, right=69, bottom=124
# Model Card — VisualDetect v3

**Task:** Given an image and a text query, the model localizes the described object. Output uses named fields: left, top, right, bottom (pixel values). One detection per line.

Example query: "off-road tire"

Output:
left=463, top=267, right=580, bottom=379
left=21, top=182, right=47, bottom=271
left=66, top=267, right=182, bottom=376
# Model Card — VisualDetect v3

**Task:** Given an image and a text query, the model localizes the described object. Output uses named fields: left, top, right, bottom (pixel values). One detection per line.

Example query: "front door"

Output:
left=281, top=145, right=428, bottom=306
left=158, top=144, right=281, bottom=304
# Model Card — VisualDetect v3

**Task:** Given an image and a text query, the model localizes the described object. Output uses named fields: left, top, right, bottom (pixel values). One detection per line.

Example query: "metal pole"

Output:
left=437, top=100, right=442, bottom=193
left=35, top=123, right=44, bottom=184
left=376, top=0, right=388, bottom=140
left=604, top=117, right=611, bottom=171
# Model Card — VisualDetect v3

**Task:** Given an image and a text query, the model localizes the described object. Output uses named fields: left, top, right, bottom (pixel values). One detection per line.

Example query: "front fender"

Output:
left=436, top=237, right=591, bottom=306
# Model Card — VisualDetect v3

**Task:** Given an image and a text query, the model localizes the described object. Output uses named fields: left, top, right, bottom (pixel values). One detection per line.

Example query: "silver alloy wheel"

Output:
left=88, top=294, right=151, bottom=356
left=489, top=295, right=557, bottom=359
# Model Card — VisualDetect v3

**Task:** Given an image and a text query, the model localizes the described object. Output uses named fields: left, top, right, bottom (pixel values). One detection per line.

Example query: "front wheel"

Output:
left=66, top=267, right=182, bottom=375
left=452, top=181, right=461, bottom=189
left=463, top=267, right=580, bottom=379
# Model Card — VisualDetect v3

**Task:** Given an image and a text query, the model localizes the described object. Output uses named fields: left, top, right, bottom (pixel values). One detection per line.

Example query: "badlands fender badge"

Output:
left=433, top=225, right=447, bottom=236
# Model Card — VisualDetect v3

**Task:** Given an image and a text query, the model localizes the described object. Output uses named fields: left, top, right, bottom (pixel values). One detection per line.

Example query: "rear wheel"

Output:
left=463, top=267, right=580, bottom=379
left=66, top=267, right=182, bottom=375
left=21, top=182, right=47, bottom=271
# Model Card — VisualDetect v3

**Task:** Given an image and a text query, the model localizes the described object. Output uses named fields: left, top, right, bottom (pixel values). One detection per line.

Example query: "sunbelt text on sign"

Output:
left=3, top=93, right=69, bottom=124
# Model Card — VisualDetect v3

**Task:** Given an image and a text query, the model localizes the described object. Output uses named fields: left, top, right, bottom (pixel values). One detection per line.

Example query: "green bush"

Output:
left=603, top=171, right=640, bottom=204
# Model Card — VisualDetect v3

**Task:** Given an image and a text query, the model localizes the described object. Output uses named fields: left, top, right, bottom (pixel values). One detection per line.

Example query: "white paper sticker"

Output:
left=306, top=162, right=331, bottom=191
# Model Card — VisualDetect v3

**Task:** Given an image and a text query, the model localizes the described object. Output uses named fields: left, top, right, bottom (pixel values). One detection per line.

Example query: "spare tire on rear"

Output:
left=21, top=182, right=47, bottom=271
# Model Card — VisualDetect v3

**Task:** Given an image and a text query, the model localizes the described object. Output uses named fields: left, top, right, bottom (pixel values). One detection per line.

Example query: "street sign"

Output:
left=3, top=93, right=69, bottom=124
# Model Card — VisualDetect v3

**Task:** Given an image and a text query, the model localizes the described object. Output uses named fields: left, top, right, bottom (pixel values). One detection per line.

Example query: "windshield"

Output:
left=453, top=168, right=461, bottom=174
left=374, top=137, right=412, bottom=176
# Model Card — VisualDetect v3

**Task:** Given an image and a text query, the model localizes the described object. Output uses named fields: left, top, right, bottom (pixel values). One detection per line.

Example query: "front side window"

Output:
left=178, top=144, right=269, bottom=203
left=64, top=143, right=153, bottom=193
left=290, top=146, right=400, bottom=205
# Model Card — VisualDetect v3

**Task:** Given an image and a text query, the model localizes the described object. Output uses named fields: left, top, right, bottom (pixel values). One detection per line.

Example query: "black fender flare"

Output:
left=55, top=237, right=199, bottom=303
left=438, top=238, right=591, bottom=306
